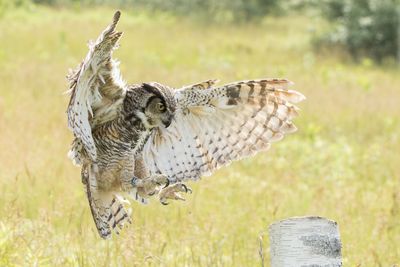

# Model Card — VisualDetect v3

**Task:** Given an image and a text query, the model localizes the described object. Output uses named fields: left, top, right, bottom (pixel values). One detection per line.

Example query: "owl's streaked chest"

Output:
left=94, top=122, right=150, bottom=163
left=131, top=129, right=151, bottom=155
left=93, top=123, right=153, bottom=190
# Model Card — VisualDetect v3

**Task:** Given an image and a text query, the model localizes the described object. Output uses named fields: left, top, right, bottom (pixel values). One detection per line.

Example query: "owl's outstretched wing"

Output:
left=67, top=11, right=125, bottom=161
left=142, top=79, right=305, bottom=182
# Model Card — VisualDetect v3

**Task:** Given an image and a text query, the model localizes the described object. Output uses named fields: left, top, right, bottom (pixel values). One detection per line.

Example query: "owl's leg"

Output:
left=129, top=155, right=169, bottom=198
left=131, top=174, right=169, bottom=197
left=158, top=183, right=192, bottom=205
left=130, top=154, right=191, bottom=204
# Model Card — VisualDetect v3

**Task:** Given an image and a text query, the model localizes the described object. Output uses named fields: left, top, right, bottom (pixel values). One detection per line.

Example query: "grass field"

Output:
left=0, top=6, right=399, bottom=266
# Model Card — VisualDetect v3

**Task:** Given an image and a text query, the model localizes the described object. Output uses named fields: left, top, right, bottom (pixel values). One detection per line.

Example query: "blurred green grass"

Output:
left=0, top=6, right=399, bottom=266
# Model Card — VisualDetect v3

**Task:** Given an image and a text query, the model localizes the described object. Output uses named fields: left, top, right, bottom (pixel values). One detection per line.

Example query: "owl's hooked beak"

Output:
left=162, top=117, right=173, bottom=128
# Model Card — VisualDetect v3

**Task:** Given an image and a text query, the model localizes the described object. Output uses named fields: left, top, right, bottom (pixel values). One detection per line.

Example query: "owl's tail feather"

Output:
left=88, top=189, right=132, bottom=239
left=85, top=166, right=132, bottom=239
left=108, top=194, right=132, bottom=235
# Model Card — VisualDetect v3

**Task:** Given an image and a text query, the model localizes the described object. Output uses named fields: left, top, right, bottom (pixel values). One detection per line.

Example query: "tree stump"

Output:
left=269, top=216, right=342, bottom=267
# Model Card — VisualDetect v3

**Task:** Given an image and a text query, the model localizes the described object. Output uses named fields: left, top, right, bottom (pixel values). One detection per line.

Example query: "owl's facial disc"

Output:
left=144, top=96, right=174, bottom=129
left=123, top=83, right=176, bottom=130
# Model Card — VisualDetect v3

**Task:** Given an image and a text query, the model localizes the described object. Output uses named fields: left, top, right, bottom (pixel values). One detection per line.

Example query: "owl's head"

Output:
left=123, top=82, right=176, bottom=129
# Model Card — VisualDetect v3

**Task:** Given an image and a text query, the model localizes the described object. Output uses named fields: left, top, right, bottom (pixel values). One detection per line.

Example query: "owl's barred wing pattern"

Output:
left=67, top=11, right=125, bottom=161
left=180, top=79, right=220, bottom=90
left=143, top=79, right=305, bottom=182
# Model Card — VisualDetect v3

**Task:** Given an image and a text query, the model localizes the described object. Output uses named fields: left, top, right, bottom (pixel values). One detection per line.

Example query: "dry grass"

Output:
left=0, top=6, right=399, bottom=266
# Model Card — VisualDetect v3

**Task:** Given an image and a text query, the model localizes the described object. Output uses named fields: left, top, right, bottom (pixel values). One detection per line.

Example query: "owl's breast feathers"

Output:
left=90, top=115, right=150, bottom=165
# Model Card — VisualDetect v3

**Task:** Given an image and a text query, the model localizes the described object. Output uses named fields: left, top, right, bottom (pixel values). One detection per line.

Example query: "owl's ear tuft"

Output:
left=142, top=83, right=164, bottom=99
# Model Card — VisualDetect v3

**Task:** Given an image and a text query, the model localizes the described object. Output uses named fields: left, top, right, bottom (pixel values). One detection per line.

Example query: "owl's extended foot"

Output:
left=131, top=174, right=169, bottom=197
left=159, top=183, right=192, bottom=205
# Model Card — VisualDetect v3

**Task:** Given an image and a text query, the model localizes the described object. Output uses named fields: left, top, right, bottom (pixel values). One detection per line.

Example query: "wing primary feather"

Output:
left=67, top=11, right=125, bottom=161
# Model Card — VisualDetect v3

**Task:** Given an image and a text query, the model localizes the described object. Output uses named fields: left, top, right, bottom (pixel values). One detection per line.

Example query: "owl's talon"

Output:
left=128, top=174, right=169, bottom=199
left=152, top=174, right=169, bottom=187
left=156, top=178, right=169, bottom=188
left=158, top=183, right=192, bottom=205
left=162, top=179, right=170, bottom=189
left=181, top=184, right=192, bottom=194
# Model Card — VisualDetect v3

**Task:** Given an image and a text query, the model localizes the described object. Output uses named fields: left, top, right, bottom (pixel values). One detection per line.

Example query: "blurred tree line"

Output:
left=314, top=0, right=400, bottom=63
left=6, top=0, right=280, bottom=22
left=0, top=0, right=399, bottom=63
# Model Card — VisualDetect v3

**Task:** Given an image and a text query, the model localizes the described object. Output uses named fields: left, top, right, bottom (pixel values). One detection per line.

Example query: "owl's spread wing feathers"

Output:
left=143, top=79, right=305, bottom=182
left=67, top=11, right=125, bottom=161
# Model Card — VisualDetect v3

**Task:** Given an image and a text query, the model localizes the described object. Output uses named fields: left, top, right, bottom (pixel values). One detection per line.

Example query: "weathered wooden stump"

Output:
left=269, top=216, right=342, bottom=267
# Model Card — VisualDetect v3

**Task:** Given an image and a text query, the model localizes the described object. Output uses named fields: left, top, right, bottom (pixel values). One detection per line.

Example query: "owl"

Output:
left=67, top=11, right=305, bottom=239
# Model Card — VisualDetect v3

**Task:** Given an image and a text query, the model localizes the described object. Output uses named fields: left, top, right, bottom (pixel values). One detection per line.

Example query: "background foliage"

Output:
left=315, top=0, right=400, bottom=62
left=1, top=0, right=399, bottom=62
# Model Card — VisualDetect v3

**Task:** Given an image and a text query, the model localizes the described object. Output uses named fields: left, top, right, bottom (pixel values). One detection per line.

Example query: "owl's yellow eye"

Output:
left=157, top=102, right=166, bottom=112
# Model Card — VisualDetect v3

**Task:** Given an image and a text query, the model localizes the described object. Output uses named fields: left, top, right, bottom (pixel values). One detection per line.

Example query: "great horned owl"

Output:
left=67, top=11, right=305, bottom=239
